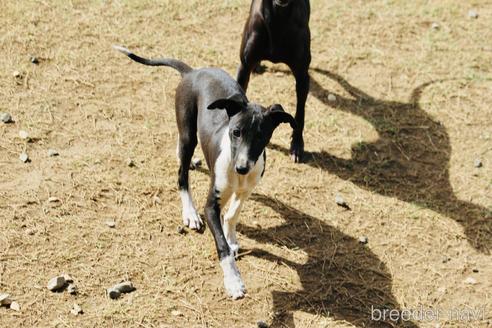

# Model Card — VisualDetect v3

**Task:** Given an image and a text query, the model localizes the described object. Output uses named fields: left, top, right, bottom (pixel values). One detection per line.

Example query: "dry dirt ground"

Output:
left=1, top=1, right=491, bottom=327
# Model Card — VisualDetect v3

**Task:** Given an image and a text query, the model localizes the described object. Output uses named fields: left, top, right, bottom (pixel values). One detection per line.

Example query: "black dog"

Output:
left=237, top=0, right=311, bottom=162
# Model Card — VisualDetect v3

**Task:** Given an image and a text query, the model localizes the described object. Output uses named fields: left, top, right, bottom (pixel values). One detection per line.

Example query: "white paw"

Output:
left=182, top=209, right=203, bottom=230
left=224, top=273, right=246, bottom=300
left=220, top=255, right=246, bottom=300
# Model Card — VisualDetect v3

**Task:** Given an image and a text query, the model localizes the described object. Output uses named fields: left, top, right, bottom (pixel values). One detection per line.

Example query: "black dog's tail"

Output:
left=113, top=45, right=193, bottom=76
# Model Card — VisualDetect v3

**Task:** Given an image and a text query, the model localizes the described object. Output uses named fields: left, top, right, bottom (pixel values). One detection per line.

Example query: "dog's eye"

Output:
left=232, top=129, right=241, bottom=138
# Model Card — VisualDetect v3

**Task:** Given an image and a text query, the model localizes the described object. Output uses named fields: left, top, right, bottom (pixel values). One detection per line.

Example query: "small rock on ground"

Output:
left=153, top=195, right=162, bottom=205
left=474, top=158, right=482, bottom=168
left=107, top=288, right=121, bottom=299
left=126, top=158, right=135, bottom=167
left=335, top=194, right=350, bottom=209
left=190, top=158, right=202, bottom=169
left=19, top=152, right=29, bottom=163
left=257, top=320, right=269, bottom=328
left=47, top=149, right=59, bottom=157
left=0, top=293, right=12, bottom=306
left=358, top=236, right=369, bottom=244
left=48, top=196, right=61, bottom=203
left=177, top=226, right=186, bottom=235
left=431, top=22, right=440, bottom=30
left=10, top=301, right=20, bottom=311
left=107, top=281, right=136, bottom=299
left=0, top=112, right=13, bottom=123
left=70, top=303, right=83, bottom=315
left=468, top=9, right=478, bottom=19
left=105, top=220, right=116, bottom=228
left=47, top=276, right=67, bottom=291
left=464, top=276, right=477, bottom=285
left=327, top=94, right=337, bottom=102
left=18, top=130, right=29, bottom=140
left=171, top=310, right=183, bottom=317
left=67, top=284, right=77, bottom=295
left=113, top=281, right=136, bottom=293
left=30, top=56, right=39, bottom=64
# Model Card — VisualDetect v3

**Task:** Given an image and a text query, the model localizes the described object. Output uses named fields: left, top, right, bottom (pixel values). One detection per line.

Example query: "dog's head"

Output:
left=273, top=0, right=294, bottom=8
left=208, top=95, right=296, bottom=175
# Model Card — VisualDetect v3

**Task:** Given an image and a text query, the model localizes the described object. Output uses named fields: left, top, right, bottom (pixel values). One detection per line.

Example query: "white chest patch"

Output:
left=214, top=128, right=264, bottom=198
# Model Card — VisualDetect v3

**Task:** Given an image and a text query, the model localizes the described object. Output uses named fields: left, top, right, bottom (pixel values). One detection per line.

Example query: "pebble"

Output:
left=107, top=288, right=121, bottom=299
left=358, top=236, right=369, bottom=244
left=464, top=276, right=477, bottom=285
left=19, top=130, right=29, bottom=140
left=62, top=273, right=74, bottom=283
left=191, top=158, right=202, bottom=169
left=0, top=112, right=13, bottom=123
left=474, top=159, right=482, bottom=168
left=70, top=303, right=83, bottom=316
left=48, top=196, right=61, bottom=203
left=25, top=228, right=36, bottom=236
left=113, top=281, right=136, bottom=293
left=335, top=194, right=350, bottom=209
left=431, top=22, right=440, bottom=30
left=327, top=94, right=337, bottom=102
left=30, top=56, right=39, bottom=64
left=0, top=293, right=12, bottom=306
left=126, top=158, right=136, bottom=167
left=10, top=301, right=20, bottom=311
left=12, top=71, right=21, bottom=78
left=177, top=226, right=186, bottom=235
left=67, top=284, right=77, bottom=295
left=47, top=149, right=59, bottom=157
left=257, top=320, right=269, bottom=328
left=153, top=195, right=162, bottom=205
left=47, top=276, right=67, bottom=291
left=105, top=220, right=116, bottom=228
left=19, top=152, right=29, bottom=163
left=468, top=9, right=478, bottom=19
left=171, top=310, right=183, bottom=317
left=107, top=281, right=136, bottom=299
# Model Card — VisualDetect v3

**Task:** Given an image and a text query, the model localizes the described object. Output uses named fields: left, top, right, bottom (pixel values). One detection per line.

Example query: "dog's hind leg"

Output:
left=289, top=66, right=310, bottom=163
left=177, top=133, right=202, bottom=230
left=175, top=89, right=202, bottom=231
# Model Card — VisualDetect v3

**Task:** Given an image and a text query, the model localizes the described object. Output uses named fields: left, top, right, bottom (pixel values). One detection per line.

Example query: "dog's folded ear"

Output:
left=207, top=94, right=247, bottom=118
left=268, top=104, right=297, bottom=129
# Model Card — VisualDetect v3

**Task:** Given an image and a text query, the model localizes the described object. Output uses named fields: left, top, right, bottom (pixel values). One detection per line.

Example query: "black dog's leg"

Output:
left=205, top=187, right=246, bottom=299
left=237, top=60, right=255, bottom=92
left=237, top=32, right=265, bottom=91
left=290, top=67, right=310, bottom=162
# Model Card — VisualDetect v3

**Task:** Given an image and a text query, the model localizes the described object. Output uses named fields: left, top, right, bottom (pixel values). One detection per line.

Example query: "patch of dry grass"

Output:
left=0, top=1, right=491, bottom=327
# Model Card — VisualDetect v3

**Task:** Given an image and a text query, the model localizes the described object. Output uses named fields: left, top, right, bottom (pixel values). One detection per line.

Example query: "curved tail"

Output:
left=113, top=45, right=193, bottom=76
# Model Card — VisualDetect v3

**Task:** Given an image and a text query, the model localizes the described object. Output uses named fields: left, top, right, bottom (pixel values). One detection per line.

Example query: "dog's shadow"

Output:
left=240, top=194, right=418, bottom=328
left=269, top=67, right=490, bottom=254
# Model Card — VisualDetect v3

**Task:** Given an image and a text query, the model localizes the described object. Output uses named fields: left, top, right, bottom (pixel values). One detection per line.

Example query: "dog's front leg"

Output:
left=205, top=188, right=246, bottom=299
left=222, top=192, right=248, bottom=257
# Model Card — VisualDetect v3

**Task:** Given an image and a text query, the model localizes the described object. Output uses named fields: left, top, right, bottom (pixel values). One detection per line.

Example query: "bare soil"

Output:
left=0, top=1, right=491, bottom=327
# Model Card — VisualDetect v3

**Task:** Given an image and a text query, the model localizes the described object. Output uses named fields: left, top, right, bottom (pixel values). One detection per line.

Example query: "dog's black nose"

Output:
left=235, top=165, right=249, bottom=175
